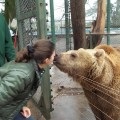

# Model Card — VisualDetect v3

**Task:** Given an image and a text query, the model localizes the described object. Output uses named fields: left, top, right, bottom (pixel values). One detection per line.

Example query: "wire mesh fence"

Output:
left=16, top=0, right=38, bottom=48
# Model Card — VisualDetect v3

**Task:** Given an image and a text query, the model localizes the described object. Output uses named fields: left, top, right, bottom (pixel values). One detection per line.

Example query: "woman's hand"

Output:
left=21, top=106, right=31, bottom=118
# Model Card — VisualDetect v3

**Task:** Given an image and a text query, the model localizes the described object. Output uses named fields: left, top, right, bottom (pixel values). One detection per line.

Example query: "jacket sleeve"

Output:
left=4, top=19, right=16, bottom=61
left=0, top=71, right=28, bottom=106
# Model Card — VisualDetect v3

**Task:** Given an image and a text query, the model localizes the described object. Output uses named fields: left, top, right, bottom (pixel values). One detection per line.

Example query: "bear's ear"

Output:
left=70, top=53, right=78, bottom=59
left=94, top=49, right=105, bottom=58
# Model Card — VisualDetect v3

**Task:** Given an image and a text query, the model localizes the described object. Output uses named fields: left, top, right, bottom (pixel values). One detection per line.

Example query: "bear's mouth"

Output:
left=53, top=54, right=67, bottom=68
left=53, top=54, right=62, bottom=65
left=53, top=60, right=64, bottom=66
left=53, top=59, right=66, bottom=68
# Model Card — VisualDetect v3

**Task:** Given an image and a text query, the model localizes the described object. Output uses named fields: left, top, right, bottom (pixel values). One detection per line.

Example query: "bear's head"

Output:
left=54, top=48, right=106, bottom=79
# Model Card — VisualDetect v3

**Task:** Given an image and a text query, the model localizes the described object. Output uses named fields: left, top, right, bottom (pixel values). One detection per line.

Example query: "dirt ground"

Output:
left=50, top=65, right=96, bottom=120
left=28, top=35, right=120, bottom=120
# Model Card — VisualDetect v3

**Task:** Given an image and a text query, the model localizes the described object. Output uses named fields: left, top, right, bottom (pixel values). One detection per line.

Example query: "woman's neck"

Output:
left=38, top=63, right=46, bottom=69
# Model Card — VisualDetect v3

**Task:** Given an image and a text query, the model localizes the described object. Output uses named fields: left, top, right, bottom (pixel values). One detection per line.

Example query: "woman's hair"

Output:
left=15, top=39, right=55, bottom=63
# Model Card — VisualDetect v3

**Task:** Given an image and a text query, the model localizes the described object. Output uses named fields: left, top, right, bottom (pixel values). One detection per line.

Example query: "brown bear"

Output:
left=54, top=44, right=120, bottom=120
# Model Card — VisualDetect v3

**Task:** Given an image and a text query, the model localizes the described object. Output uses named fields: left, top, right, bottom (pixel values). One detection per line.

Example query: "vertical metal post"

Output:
left=65, top=0, right=70, bottom=51
left=107, top=0, right=111, bottom=45
left=49, top=0, right=56, bottom=44
left=36, top=1, right=53, bottom=119
left=15, top=0, right=24, bottom=49
left=68, top=7, right=72, bottom=50
left=36, top=0, right=47, bottom=38
left=89, top=32, right=93, bottom=49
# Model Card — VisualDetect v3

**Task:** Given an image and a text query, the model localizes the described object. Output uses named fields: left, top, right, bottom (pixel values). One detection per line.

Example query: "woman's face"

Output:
left=39, top=50, right=56, bottom=68
left=47, top=50, right=56, bottom=65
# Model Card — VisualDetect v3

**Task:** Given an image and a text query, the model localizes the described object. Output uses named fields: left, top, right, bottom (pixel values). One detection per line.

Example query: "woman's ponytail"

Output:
left=15, top=48, right=30, bottom=62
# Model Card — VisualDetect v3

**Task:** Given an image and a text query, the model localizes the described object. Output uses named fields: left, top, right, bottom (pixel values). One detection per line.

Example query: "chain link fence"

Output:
left=15, top=1, right=53, bottom=119
left=16, top=0, right=38, bottom=49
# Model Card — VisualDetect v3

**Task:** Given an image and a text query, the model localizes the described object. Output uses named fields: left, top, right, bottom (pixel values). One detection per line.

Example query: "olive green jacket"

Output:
left=0, top=13, right=15, bottom=67
left=0, top=61, right=44, bottom=120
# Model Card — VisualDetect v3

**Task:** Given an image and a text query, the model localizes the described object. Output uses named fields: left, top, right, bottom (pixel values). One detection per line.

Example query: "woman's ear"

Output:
left=44, top=58, right=50, bottom=64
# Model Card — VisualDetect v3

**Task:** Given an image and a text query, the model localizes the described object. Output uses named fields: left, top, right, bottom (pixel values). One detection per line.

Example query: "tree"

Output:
left=70, top=0, right=86, bottom=50
left=86, top=0, right=106, bottom=48
left=70, top=0, right=107, bottom=49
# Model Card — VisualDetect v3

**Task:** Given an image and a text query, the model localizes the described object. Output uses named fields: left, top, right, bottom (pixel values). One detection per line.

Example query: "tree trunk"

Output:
left=87, top=0, right=106, bottom=48
left=70, top=0, right=86, bottom=50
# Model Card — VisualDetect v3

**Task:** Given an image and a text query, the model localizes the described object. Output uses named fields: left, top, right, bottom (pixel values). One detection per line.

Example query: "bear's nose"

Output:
left=53, top=54, right=62, bottom=64
left=53, top=54, right=58, bottom=62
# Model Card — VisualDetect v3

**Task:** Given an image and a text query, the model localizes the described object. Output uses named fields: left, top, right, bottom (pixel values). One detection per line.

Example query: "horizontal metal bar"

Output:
left=86, top=33, right=120, bottom=35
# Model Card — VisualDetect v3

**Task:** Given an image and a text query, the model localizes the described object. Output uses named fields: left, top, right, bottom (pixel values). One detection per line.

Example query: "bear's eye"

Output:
left=70, top=53, right=77, bottom=59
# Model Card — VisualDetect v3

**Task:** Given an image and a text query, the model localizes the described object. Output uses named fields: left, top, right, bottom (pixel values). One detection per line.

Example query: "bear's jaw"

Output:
left=66, top=69, right=90, bottom=82
left=54, top=62, right=68, bottom=73
left=54, top=59, right=66, bottom=69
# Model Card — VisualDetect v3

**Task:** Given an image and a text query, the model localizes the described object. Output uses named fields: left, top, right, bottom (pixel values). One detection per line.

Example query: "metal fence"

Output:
left=47, top=0, right=120, bottom=50
left=15, top=0, right=37, bottom=49
left=15, top=0, right=120, bottom=119
left=15, top=0, right=53, bottom=119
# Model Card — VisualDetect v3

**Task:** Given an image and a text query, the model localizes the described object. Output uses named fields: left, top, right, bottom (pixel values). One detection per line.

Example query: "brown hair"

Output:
left=15, top=39, right=55, bottom=63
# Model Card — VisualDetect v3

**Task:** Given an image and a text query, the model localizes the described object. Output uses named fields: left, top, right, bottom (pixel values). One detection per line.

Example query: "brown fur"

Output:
left=54, top=44, right=120, bottom=120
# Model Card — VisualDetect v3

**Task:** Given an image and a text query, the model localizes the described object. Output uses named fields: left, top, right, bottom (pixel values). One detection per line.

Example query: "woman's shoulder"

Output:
left=0, top=60, right=35, bottom=78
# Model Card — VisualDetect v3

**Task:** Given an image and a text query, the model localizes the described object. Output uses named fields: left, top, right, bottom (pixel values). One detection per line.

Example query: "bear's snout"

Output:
left=53, top=54, right=62, bottom=65
left=53, top=54, right=58, bottom=62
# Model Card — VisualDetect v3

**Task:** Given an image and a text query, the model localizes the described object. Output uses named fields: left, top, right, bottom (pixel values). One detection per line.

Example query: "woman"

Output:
left=0, top=39, right=55, bottom=120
